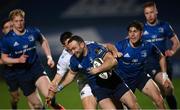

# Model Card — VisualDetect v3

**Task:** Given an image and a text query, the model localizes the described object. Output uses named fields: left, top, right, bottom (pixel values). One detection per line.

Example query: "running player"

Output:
left=114, top=21, right=166, bottom=109
left=0, top=18, right=21, bottom=109
left=0, top=9, right=63, bottom=109
left=143, top=2, right=179, bottom=109
left=55, top=35, right=140, bottom=109
left=48, top=32, right=123, bottom=109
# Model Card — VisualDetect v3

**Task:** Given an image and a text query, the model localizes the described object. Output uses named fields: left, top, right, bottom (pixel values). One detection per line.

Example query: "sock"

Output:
left=166, top=94, right=177, bottom=109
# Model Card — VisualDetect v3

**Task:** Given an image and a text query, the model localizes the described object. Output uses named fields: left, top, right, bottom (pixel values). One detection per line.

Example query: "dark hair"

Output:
left=143, top=1, right=156, bottom=9
left=1, top=18, right=10, bottom=29
left=68, top=35, right=84, bottom=44
left=127, top=20, right=143, bottom=32
left=60, top=32, right=72, bottom=45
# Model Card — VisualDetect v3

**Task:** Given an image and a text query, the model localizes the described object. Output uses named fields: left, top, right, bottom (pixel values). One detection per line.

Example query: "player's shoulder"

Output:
left=26, top=26, right=40, bottom=33
left=2, top=31, right=14, bottom=40
left=158, top=20, right=171, bottom=27
left=116, top=38, right=128, bottom=46
left=59, top=49, right=72, bottom=61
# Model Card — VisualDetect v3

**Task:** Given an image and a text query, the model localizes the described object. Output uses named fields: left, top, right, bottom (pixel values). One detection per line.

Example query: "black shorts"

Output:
left=91, top=72, right=130, bottom=102
left=124, top=72, right=151, bottom=92
left=3, top=59, right=46, bottom=96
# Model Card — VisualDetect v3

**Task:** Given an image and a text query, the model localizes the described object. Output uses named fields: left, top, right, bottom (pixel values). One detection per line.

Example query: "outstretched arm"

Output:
left=165, top=34, right=180, bottom=56
left=40, top=35, right=55, bottom=68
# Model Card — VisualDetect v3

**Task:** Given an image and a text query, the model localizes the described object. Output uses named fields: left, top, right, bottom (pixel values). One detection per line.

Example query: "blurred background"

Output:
left=0, top=0, right=180, bottom=109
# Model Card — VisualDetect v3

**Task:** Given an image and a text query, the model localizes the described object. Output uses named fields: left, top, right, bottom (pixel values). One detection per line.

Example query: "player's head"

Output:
left=143, top=1, right=158, bottom=24
left=60, top=32, right=73, bottom=49
left=127, top=20, right=143, bottom=46
left=9, top=9, right=25, bottom=32
left=1, top=19, right=12, bottom=35
left=67, top=35, right=85, bottom=58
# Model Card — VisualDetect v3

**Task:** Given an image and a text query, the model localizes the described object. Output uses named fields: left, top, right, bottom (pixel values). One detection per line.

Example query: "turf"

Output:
left=0, top=78, right=179, bottom=109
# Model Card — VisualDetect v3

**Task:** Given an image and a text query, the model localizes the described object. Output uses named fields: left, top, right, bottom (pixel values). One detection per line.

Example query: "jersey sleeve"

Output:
left=69, top=56, right=79, bottom=72
left=1, top=37, right=10, bottom=54
left=56, top=55, right=69, bottom=77
left=164, top=22, right=175, bottom=39
left=151, top=42, right=163, bottom=57
left=115, top=41, right=122, bottom=52
left=94, top=42, right=108, bottom=59
left=33, top=27, right=43, bottom=42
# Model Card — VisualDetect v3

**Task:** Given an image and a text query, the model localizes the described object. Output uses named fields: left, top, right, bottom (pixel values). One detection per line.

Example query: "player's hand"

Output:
left=112, top=51, right=123, bottom=58
left=47, top=56, right=55, bottom=68
left=165, top=49, right=174, bottom=57
left=46, top=90, right=56, bottom=106
left=88, top=67, right=99, bottom=74
left=18, top=53, right=29, bottom=63
left=49, top=82, right=58, bottom=93
left=162, top=72, right=169, bottom=87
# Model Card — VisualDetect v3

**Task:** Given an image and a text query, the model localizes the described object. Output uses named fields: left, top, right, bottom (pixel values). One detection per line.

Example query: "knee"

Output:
left=30, top=101, right=43, bottom=109
left=154, top=95, right=164, bottom=106
left=11, top=93, right=20, bottom=103
left=164, top=84, right=174, bottom=96
left=127, top=97, right=140, bottom=109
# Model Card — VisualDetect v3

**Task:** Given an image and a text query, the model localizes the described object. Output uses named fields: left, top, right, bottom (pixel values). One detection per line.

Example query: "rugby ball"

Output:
left=93, top=58, right=112, bottom=79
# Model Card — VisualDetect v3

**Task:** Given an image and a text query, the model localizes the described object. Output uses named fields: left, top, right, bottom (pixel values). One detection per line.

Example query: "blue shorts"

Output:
left=91, top=72, right=130, bottom=102
left=145, top=57, right=173, bottom=80
left=124, top=72, right=151, bottom=93
left=3, top=59, right=46, bottom=96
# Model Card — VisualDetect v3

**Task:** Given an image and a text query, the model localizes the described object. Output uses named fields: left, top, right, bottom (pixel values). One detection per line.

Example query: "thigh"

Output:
left=99, top=98, right=116, bottom=109
left=80, top=84, right=97, bottom=109
left=36, top=75, right=50, bottom=97
left=120, top=90, right=138, bottom=109
left=27, top=89, right=43, bottom=108
left=142, top=79, right=162, bottom=100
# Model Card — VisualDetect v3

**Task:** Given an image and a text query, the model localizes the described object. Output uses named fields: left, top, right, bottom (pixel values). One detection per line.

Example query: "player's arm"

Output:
left=48, top=70, right=76, bottom=98
left=59, top=69, right=77, bottom=90
left=0, top=59, right=4, bottom=64
left=40, top=35, right=54, bottom=68
left=103, top=43, right=123, bottom=58
left=159, top=53, right=167, bottom=72
left=90, top=52, right=118, bottom=74
left=171, top=34, right=180, bottom=52
left=1, top=53, right=28, bottom=64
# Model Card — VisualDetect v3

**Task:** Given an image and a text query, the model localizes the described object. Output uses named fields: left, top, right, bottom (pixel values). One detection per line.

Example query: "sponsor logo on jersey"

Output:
left=158, top=27, right=164, bottom=33
left=28, top=35, right=35, bottom=41
left=78, top=64, right=83, bottom=69
left=143, top=30, right=149, bottom=35
left=13, top=41, right=19, bottom=47
left=95, top=48, right=103, bottom=55
left=141, top=50, right=147, bottom=57
left=124, top=53, right=130, bottom=58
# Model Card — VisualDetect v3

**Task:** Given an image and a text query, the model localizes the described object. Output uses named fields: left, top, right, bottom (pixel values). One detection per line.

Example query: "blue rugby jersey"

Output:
left=69, top=42, right=108, bottom=87
left=143, top=20, right=174, bottom=67
left=115, top=39, right=162, bottom=79
left=143, top=21, right=174, bottom=54
left=1, top=27, right=43, bottom=64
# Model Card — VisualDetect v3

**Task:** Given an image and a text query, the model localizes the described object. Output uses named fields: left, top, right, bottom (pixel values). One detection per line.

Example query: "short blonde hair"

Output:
left=9, top=9, right=25, bottom=20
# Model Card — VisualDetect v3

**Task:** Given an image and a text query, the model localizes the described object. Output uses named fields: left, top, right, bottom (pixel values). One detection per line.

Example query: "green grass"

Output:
left=0, top=78, right=180, bottom=109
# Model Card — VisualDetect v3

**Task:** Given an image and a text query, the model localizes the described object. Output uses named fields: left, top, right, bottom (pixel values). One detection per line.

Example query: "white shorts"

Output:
left=80, top=84, right=93, bottom=99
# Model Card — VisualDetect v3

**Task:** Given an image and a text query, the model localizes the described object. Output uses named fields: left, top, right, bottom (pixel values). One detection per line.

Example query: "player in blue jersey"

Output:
left=0, top=9, right=63, bottom=109
left=143, top=2, right=179, bottom=109
left=57, top=35, right=140, bottom=109
left=115, top=21, right=166, bottom=109
left=0, top=18, right=22, bottom=109
left=47, top=32, right=124, bottom=109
